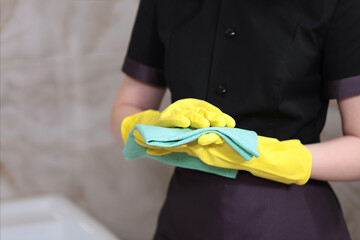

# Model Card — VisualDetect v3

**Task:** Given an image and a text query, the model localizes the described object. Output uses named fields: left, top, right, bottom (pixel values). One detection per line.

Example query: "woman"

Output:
left=111, top=0, right=360, bottom=239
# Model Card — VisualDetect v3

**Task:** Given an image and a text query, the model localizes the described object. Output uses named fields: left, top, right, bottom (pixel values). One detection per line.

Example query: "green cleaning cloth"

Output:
left=133, top=124, right=260, bottom=160
left=123, top=128, right=238, bottom=179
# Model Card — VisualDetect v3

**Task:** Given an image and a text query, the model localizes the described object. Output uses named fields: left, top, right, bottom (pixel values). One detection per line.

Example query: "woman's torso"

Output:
left=156, top=0, right=339, bottom=143
left=152, top=1, right=352, bottom=239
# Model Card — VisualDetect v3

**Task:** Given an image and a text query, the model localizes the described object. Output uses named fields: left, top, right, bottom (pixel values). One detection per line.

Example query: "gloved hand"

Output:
left=121, top=110, right=160, bottom=143
left=198, top=132, right=225, bottom=145
left=121, top=109, right=220, bottom=147
left=134, top=132, right=312, bottom=185
left=155, top=98, right=236, bottom=129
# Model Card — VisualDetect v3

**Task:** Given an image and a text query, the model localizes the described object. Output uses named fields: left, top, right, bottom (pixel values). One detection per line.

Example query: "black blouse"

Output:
left=122, top=0, right=360, bottom=144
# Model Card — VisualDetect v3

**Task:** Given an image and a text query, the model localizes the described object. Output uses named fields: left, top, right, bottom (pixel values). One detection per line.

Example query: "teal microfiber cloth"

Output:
left=132, top=124, right=260, bottom=160
left=123, top=128, right=238, bottom=179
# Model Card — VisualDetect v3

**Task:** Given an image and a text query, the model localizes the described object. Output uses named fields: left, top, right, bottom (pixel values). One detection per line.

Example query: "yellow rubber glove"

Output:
left=155, top=98, right=236, bottom=129
left=198, top=132, right=225, bottom=145
left=134, top=132, right=312, bottom=185
left=121, top=109, right=214, bottom=148
left=121, top=110, right=161, bottom=143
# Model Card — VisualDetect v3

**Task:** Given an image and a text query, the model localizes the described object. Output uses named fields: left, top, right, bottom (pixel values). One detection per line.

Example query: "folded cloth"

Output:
left=132, top=124, right=260, bottom=161
left=123, top=128, right=238, bottom=179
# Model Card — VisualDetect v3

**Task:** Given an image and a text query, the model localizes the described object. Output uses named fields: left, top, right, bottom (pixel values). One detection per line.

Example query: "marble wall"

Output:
left=1, top=0, right=359, bottom=239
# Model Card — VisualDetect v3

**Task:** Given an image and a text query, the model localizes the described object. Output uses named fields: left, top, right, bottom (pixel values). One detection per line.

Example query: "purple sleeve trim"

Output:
left=121, top=56, right=166, bottom=86
left=326, top=75, right=360, bottom=99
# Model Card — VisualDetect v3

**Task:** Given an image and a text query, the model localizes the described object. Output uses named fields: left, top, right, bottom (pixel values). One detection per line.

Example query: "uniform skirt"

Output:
left=153, top=167, right=351, bottom=240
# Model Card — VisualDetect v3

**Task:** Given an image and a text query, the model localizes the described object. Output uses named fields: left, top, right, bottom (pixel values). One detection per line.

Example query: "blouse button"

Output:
left=216, top=85, right=227, bottom=95
left=224, top=27, right=236, bottom=39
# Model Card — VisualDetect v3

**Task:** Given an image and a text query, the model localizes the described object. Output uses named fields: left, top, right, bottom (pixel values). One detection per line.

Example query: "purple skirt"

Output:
left=153, top=167, right=351, bottom=240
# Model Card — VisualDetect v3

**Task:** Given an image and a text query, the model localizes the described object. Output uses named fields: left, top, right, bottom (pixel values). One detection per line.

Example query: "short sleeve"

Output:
left=323, top=0, right=360, bottom=99
left=122, top=0, right=166, bottom=86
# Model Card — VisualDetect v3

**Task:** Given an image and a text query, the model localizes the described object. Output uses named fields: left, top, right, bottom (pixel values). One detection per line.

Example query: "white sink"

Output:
left=0, top=195, right=120, bottom=240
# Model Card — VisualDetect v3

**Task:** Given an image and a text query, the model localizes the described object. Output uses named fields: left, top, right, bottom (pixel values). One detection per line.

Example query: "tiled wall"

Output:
left=1, top=1, right=359, bottom=239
